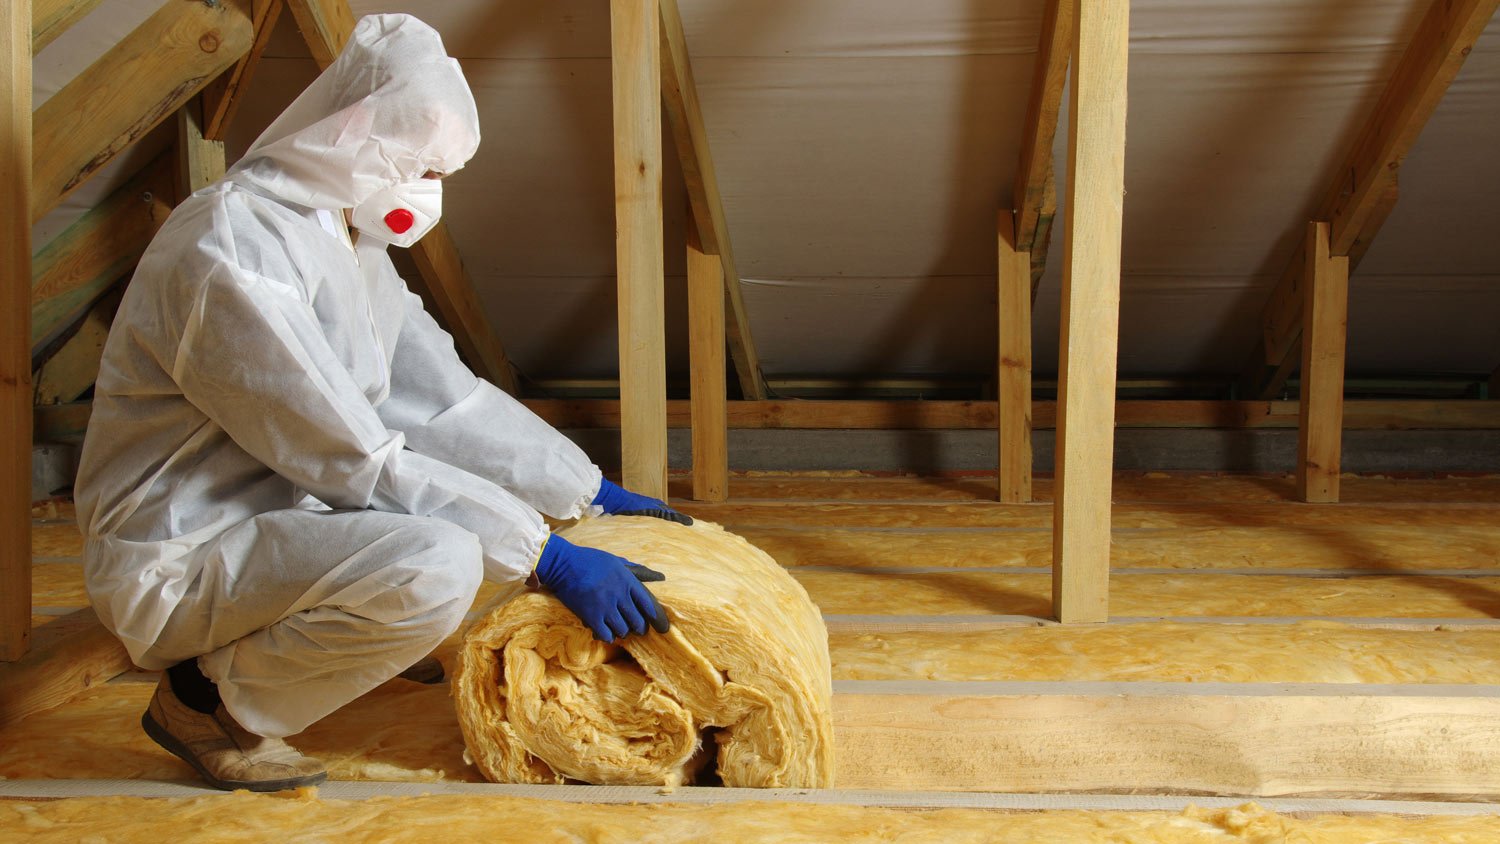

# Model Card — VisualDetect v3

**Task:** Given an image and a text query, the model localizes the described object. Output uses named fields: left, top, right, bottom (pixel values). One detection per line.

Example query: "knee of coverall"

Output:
left=377, top=518, right=484, bottom=632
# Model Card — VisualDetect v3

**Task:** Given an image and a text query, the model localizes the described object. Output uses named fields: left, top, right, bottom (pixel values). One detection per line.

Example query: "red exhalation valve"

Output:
left=384, top=208, right=415, bottom=234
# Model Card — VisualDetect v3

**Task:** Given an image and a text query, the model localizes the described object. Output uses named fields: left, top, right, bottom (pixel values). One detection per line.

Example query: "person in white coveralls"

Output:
left=75, top=14, right=689, bottom=792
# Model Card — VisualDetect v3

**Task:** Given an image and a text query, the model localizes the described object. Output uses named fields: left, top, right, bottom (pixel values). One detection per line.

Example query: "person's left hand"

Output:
left=593, top=478, right=693, bottom=525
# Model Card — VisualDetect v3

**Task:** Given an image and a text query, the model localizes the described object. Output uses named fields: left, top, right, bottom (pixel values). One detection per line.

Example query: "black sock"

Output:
left=166, top=658, right=222, bottom=715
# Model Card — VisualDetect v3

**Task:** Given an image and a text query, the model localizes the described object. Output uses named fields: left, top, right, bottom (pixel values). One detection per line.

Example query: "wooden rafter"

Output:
left=31, top=152, right=175, bottom=356
left=1242, top=0, right=1500, bottom=399
left=285, top=0, right=519, bottom=394
left=202, top=0, right=285, bottom=142
left=31, top=0, right=254, bottom=223
left=2, top=0, right=32, bottom=662
left=658, top=0, right=767, bottom=401
left=1012, top=0, right=1074, bottom=298
left=1053, top=0, right=1128, bottom=625
left=35, top=288, right=121, bottom=406
left=612, top=0, right=669, bottom=499
left=176, top=96, right=227, bottom=201
left=30, top=0, right=107, bottom=54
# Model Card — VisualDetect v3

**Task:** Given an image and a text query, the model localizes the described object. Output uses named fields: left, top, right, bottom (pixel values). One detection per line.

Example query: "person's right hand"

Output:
left=533, top=535, right=669, bottom=643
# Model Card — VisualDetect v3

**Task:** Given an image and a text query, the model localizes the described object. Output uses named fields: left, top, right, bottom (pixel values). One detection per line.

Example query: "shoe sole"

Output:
left=141, top=711, right=328, bottom=793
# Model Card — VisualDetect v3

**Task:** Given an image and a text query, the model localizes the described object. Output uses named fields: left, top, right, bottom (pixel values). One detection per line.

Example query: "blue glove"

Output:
left=593, top=478, right=693, bottom=526
left=534, top=534, right=669, bottom=642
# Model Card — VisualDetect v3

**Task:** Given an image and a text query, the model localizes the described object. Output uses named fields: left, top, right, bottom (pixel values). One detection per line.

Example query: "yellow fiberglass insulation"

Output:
left=453, top=517, right=835, bottom=788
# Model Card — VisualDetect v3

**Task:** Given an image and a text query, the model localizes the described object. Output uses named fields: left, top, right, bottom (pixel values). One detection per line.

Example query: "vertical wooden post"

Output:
left=611, top=0, right=667, bottom=500
left=998, top=211, right=1033, bottom=503
left=1296, top=221, right=1350, bottom=503
left=1052, top=0, right=1128, bottom=624
left=687, top=216, right=728, bottom=502
left=1, top=0, right=32, bottom=661
left=176, top=96, right=226, bottom=200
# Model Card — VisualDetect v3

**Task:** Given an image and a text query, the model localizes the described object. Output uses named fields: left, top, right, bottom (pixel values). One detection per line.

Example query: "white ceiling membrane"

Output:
left=39, top=1, right=1500, bottom=385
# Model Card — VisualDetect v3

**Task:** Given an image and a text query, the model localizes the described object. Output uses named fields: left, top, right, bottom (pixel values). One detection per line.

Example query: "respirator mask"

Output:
left=351, top=178, right=443, bottom=248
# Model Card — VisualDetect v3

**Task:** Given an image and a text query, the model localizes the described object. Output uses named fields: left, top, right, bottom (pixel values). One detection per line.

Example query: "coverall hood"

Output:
left=226, top=13, right=480, bottom=210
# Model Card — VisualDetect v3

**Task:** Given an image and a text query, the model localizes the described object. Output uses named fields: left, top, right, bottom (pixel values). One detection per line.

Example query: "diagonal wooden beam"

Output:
left=1242, top=0, right=1499, bottom=399
left=3, top=0, right=33, bottom=662
left=1012, top=0, right=1074, bottom=300
left=31, top=0, right=254, bottom=223
left=202, top=0, right=284, bottom=142
left=658, top=0, right=767, bottom=400
left=285, top=0, right=519, bottom=393
left=35, top=288, right=121, bottom=406
left=30, top=0, right=107, bottom=54
left=31, top=152, right=175, bottom=356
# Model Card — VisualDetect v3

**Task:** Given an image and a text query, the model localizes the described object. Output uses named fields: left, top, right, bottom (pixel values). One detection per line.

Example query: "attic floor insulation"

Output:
left=9, top=472, right=1500, bottom=836
left=5, top=790, right=1500, bottom=844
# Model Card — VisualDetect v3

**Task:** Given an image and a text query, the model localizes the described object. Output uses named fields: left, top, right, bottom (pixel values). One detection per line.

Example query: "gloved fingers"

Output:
left=616, top=508, right=694, bottom=526
left=625, top=561, right=666, bottom=583
left=617, top=598, right=647, bottom=637
left=602, top=608, right=630, bottom=642
left=630, top=581, right=670, bottom=634
left=585, top=615, right=615, bottom=644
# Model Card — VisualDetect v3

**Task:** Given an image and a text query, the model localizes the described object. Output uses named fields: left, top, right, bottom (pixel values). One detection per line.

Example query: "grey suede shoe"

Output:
left=141, top=674, right=327, bottom=792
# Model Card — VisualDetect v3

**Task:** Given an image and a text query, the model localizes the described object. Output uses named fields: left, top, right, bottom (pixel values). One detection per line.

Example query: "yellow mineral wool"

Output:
left=454, top=517, right=835, bottom=788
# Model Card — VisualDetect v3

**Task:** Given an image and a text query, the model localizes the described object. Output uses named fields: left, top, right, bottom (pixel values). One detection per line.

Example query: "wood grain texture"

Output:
left=31, top=0, right=253, bottom=223
left=34, top=288, right=120, bottom=406
left=0, top=609, right=132, bottom=727
left=1246, top=0, right=1500, bottom=395
left=175, top=97, right=225, bottom=200
left=997, top=212, right=1032, bottom=504
left=30, top=152, right=174, bottom=355
left=833, top=685, right=1500, bottom=796
left=30, top=0, right=107, bottom=53
left=201, top=0, right=283, bottom=141
left=1012, top=0, right=1073, bottom=294
left=658, top=0, right=765, bottom=400
left=687, top=219, right=728, bottom=502
left=1052, top=0, right=1128, bottom=624
left=283, top=0, right=355, bottom=69
left=2, top=0, right=32, bottom=661
left=1296, top=223, right=1350, bottom=503
left=612, top=0, right=668, bottom=500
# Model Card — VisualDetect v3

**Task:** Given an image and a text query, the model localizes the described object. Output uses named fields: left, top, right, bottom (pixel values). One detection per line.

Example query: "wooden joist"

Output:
left=0, top=609, right=133, bottom=728
left=1012, top=0, right=1073, bottom=296
left=30, top=152, right=174, bottom=355
left=997, top=212, right=1032, bottom=503
left=1296, top=222, right=1350, bottom=503
left=31, top=0, right=254, bottom=223
left=834, top=681, right=1500, bottom=797
left=285, top=0, right=519, bottom=394
left=29, top=0, right=107, bottom=54
left=687, top=218, right=728, bottom=502
left=519, top=398, right=1500, bottom=431
left=658, top=0, right=766, bottom=401
left=1243, top=0, right=1500, bottom=399
left=201, top=0, right=283, bottom=141
left=1051, top=0, right=1129, bottom=624
left=611, top=0, right=669, bottom=500
left=2, top=0, right=32, bottom=662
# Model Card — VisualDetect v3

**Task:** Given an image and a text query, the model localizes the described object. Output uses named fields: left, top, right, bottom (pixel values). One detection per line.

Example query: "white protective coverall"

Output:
left=75, top=14, right=602, bottom=739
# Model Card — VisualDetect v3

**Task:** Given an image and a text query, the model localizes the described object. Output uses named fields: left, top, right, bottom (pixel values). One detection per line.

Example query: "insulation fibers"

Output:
left=5, top=792, right=1500, bottom=844
left=454, top=517, right=835, bottom=788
